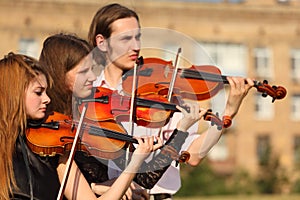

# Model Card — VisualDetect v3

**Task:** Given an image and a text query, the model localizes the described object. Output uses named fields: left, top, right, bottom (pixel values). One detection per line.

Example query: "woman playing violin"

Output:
left=0, top=52, right=60, bottom=200
left=88, top=3, right=255, bottom=200
left=39, top=33, right=205, bottom=200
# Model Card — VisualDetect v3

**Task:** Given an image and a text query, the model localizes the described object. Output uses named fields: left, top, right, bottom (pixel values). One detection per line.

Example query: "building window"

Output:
left=200, top=42, right=247, bottom=112
left=255, top=94, right=274, bottom=120
left=256, top=135, right=271, bottom=166
left=19, top=38, right=39, bottom=58
left=254, top=47, right=273, bottom=79
left=291, top=94, right=300, bottom=120
left=294, top=135, right=300, bottom=168
left=291, top=49, right=300, bottom=83
left=200, top=42, right=247, bottom=76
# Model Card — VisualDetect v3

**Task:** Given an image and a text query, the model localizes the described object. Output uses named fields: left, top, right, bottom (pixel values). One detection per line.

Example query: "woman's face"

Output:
left=106, top=17, right=141, bottom=71
left=25, top=74, right=50, bottom=120
left=66, top=55, right=97, bottom=98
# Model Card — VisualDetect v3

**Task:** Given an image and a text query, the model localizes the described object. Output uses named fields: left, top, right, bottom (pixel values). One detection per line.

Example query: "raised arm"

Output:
left=187, top=76, right=254, bottom=166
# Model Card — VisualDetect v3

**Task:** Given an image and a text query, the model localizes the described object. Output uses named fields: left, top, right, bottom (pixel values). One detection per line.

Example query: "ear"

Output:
left=95, top=34, right=107, bottom=52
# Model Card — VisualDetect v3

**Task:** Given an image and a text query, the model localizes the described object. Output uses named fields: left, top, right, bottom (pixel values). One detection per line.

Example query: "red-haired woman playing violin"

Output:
left=0, top=52, right=59, bottom=200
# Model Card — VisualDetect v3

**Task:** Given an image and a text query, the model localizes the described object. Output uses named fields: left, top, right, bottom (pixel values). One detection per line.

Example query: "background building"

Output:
left=1, top=0, right=299, bottom=186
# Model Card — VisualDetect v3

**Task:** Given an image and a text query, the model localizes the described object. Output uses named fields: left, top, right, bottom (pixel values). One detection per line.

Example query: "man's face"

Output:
left=106, top=17, right=141, bottom=71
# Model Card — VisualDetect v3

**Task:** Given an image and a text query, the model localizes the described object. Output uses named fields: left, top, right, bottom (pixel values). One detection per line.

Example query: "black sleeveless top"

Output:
left=12, top=136, right=60, bottom=200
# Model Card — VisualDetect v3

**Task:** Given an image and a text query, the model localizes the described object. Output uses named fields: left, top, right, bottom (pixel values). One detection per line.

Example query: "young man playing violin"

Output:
left=88, top=3, right=254, bottom=200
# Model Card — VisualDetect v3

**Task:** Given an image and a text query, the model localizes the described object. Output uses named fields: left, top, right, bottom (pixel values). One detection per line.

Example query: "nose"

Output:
left=131, top=38, right=140, bottom=52
left=43, top=93, right=51, bottom=105
left=88, top=69, right=97, bottom=82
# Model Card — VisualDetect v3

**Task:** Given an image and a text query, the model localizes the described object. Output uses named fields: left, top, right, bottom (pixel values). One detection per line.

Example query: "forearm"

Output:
left=57, top=160, right=99, bottom=200
left=134, top=129, right=189, bottom=189
left=187, top=126, right=223, bottom=166
left=100, top=154, right=144, bottom=200
left=99, top=172, right=135, bottom=200
left=91, top=178, right=117, bottom=196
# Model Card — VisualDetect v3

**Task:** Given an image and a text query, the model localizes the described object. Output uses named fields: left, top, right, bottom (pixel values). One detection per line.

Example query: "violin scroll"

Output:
left=222, top=115, right=232, bottom=128
left=203, top=110, right=232, bottom=130
left=175, top=151, right=191, bottom=166
left=254, top=80, right=287, bottom=103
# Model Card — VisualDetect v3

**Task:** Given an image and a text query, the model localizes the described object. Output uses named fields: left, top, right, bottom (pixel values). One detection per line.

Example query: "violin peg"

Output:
left=217, top=125, right=222, bottom=130
left=262, top=92, right=268, bottom=98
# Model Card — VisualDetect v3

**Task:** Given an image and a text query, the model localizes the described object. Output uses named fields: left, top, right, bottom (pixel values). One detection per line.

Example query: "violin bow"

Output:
left=125, top=57, right=143, bottom=166
left=167, top=47, right=181, bottom=102
left=56, top=103, right=88, bottom=200
left=157, top=48, right=182, bottom=138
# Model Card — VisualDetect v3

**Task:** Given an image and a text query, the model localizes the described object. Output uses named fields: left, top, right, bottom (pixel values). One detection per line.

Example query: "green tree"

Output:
left=177, top=160, right=233, bottom=196
left=256, top=146, right=289, bottom=194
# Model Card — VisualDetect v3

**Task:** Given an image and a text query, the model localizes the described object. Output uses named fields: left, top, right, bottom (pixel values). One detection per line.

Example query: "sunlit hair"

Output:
left=88, top=3, right=140, bottom=47
left=0, top=52, right=51, bottom=200
left=88, top=3, right=140, bottom=65
left=39, top=33, right=92, bottom=115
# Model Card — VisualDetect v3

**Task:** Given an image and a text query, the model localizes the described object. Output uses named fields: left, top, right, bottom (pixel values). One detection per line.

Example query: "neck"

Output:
left=104, top=64, right=123, bottom=88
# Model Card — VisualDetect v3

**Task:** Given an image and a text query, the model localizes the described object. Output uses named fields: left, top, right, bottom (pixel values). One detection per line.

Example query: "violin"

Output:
left=78, top=86, right=230, bottom=130
left=26, top=111, right=137, bottom=159
left=26, top=111, right=191, bottom=163
left=122, top=57, right=287, bottom=103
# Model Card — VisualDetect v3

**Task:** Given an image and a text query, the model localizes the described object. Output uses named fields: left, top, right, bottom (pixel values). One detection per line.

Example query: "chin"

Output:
left=77, top=91, right=92, bottom=99
left=31, top=114, right=45, bottom=121
left=123, top=64, right=135, bottom=71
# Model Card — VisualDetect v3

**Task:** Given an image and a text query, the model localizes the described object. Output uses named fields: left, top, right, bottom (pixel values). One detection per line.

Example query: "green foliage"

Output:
left=291, top=178, right=300, bottom=193
left=176, top=146, right=291, bottom=197
left=176, top=160, right=234, bottom=196
left=256, top=146, right=289, bottom=194
left=228, top=169, right=258, bottom=195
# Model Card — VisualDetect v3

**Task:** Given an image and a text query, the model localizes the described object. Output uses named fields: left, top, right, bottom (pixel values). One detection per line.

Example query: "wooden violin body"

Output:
left=79, top=86, right=228, bottom=130
left=122, top=57, right=287, bottom=103
left=122, top=57, right=224, bottom=101
left=26, top=112, right=136, bottom=159
left=79, top=87, right=174, bottom=128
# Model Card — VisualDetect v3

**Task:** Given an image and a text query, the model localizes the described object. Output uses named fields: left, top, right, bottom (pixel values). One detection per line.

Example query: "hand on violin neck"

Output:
left=131, top=136, right=163, bottom=163
left=176, top=103, right=208, bottom=132
left=225, top=76, right=254, bottom=118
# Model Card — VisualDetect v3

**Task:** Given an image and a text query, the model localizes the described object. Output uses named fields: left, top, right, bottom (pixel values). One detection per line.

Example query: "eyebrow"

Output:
left=35, top=79, right=47, bottom=90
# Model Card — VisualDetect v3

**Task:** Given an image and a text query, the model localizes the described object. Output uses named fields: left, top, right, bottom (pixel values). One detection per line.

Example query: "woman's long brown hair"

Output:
left=39, top=33, right=92, bottom=115
left=0, top=52, right=51, bottom=200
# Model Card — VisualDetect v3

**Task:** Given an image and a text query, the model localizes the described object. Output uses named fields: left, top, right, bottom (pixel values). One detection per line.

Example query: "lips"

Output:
left=129, top=54, right=138, bottom=61
left=85, top=84, right=93, bottom=89
left=39, top=107, right=47, bottom=112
